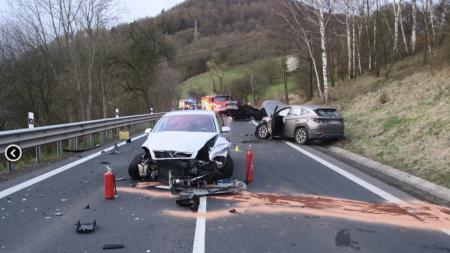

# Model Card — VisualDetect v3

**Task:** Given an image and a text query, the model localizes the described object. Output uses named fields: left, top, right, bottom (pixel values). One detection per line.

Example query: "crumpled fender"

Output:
left=209, top=136, right=230, bottom=160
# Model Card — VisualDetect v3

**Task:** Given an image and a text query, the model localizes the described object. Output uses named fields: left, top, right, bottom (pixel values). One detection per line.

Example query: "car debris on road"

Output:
left=75, top=220, right=96, bottom=234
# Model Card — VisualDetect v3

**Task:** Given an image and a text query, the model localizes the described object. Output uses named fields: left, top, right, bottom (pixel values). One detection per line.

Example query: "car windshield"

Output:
left=154, top=114, right=216, bottom=133
left=315, top=109, right=341, bottom=118
left=215, top=96, right=231, bottom=102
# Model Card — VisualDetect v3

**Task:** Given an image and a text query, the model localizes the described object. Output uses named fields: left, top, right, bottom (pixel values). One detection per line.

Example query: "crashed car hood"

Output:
left=142, top=131, right=218, bottom=156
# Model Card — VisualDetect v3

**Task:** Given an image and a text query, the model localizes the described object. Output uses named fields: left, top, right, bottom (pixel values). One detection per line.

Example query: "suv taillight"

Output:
left=313, top=118, right=327, bottom=124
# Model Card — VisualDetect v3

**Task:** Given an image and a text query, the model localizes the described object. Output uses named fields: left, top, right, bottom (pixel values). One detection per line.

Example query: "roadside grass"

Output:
left=305, top=54, right=450, bottom=188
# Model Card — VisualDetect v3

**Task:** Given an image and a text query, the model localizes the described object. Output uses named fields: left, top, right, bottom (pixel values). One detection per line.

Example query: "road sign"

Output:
left=5, top=144, right=22, bottom=162
left=28, top=112, right=34, bottom=128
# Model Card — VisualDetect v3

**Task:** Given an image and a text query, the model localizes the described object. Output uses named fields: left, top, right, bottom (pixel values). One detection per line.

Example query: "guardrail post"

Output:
left=99, top=131, right=104, bottom=145
left=35, top=146, right=42, bottom=163
left=56, top=141, right=62, bottom=157
left=7, top=161, right=14, bottom=172
left=75, top=137, right=79, bottom=150
left=88, top=134, right=93, bottom=147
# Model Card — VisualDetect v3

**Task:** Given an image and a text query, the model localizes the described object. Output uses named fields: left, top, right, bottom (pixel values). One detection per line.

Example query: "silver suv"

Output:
left=255, top=101, right=345, bottom=145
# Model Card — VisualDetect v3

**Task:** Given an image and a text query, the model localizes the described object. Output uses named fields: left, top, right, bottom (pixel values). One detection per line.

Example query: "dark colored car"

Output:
left=255, top=101, right=345, bottom=144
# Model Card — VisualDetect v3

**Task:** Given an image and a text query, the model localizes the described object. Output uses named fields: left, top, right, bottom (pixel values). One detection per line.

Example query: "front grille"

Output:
left=153, top=151, right=192, bottom=159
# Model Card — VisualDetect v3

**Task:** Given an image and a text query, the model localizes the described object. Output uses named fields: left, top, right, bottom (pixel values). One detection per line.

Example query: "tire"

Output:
left=221, top=155, right=234, bottom=178
left=256, top=123, right=270, bottom=139
left=294, top=127, right=309, bottom=145
left=128, top=153, right=145, bottom=180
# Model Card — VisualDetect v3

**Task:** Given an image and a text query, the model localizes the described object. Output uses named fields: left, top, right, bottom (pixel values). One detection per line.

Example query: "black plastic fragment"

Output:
left=176, top=194, right=200, bottom=211
left=75, top=220, right=96, bottom=233
left=102, top=243, right=124, bottom=250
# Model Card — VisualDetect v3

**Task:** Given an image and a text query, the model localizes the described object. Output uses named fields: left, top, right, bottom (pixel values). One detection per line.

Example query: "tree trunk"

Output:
left=393, top=0, right=399, bottom=53
left=373, top=0, right=378, bottom=69
left=352, top=13, right=357, bottom=78
left=319, top=4, right=329, bottom=104
left=357, top=23, right=363, bottom=75
left=428, top=0, right=436, bottom=44
left=282, top=56, right=289, bottom=104
left=399, top=0, right=409, bottom=54
left=307, top=59, right=313, bottom=100
left=365, top=0, right=372, bottom=71
left=411, top=0, right=417, bottom=53
left=346, top=1, right=353, bottom=78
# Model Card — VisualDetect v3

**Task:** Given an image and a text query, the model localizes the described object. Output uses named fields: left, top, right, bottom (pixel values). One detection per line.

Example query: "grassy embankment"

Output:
left=300, top=53, right=450, bottom=188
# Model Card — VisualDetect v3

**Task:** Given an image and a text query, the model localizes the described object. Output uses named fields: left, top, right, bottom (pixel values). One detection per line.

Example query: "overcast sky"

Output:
left=0, top=0, right=185, bottom=23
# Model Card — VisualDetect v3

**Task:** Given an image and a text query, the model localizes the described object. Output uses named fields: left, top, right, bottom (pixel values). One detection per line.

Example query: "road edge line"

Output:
left=193, top=196, right=207, bottom=253
left=0, top=134, right=147, bottom=199
left=320, top=145, right=450, bottom=205
left=284, top=141, right=405, bottom=204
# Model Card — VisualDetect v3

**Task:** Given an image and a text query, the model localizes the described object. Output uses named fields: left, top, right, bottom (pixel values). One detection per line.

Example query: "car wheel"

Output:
left=128, top=153, right=144, bottom=180
left=294, top=127, right=309, bottom=145
left=256, top=123, right=270, bottom=139
left=221, top=155, right=234, bottom=178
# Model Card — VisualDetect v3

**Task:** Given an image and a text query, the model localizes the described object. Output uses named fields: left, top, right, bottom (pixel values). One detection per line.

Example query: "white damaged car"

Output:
left=128, top=110, right=233, bottom=186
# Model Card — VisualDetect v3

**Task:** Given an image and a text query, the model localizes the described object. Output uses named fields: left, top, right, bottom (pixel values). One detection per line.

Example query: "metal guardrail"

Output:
left=0, top=113, right=165, bottom=154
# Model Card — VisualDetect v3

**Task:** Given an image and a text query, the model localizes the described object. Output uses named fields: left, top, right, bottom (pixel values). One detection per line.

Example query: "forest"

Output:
left=0, top=0, right=448, bottom=129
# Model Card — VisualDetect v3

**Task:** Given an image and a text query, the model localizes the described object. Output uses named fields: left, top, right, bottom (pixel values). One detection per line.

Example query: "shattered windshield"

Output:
left=154, top=114, right=216, bottom=133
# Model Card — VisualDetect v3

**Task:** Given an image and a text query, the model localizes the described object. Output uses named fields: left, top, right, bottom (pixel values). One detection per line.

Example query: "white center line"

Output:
left=0, top=134, right=147, bottom=200
left=193, top=196, right=207, bottom=253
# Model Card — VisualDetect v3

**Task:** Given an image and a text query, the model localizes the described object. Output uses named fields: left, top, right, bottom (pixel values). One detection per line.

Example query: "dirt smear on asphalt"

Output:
left=116, top=185, right=450, bottom=232
left=117, top=186, right=174, bottom=198
left=163, top=191, right=450, bottom=232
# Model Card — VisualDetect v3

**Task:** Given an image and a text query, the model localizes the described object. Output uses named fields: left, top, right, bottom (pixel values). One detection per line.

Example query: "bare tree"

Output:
left=411, top=0, right=417, bottom=53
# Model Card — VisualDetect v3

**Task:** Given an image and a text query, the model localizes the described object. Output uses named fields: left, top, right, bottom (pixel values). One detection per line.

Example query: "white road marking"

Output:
left=0, top=134, right=147, bottom=200
left=285, top=141, right=404, bottom=203
left=193, top=196, right=207, bottom=253
left=285, top=141, right=450, bottom=237
left=251, top=120, right=258, bottom=126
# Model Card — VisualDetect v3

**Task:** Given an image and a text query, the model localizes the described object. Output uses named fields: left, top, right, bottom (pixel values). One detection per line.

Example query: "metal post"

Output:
left=35, top=146, right=42, bottom=163
left=7, top=161, right=14, bottom=172
left=99, top=131, right=104, bottom=145
left=56, top=141, right=63, bottom=157
left=88, top=134, right=93, bottom=147
left=75, top=137, right=79, bottom=150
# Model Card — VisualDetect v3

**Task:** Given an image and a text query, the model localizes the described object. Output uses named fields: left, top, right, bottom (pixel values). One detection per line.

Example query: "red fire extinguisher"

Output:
left=104, top=166, right=117, bottom=199
left=246, top=145, right=254, bottom=184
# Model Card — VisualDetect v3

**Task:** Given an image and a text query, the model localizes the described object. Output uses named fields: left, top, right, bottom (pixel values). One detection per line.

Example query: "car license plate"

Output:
left=330, top=120, right=340, bottom=124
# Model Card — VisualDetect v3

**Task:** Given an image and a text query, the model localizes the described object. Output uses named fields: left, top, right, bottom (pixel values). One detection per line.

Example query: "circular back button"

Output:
left=5, top=144, right=22, bottom=162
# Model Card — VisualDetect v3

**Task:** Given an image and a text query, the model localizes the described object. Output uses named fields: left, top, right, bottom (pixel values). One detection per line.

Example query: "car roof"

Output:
left=164, top=110, right=216, bottom=116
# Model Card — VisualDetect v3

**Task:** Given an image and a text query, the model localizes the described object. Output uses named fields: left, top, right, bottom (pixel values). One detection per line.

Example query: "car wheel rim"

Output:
left=259, top=125, right=268, bottom=138
left=296, top=130, right=306, bottom=143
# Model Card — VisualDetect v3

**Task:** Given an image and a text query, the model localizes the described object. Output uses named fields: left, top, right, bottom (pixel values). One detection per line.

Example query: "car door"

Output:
left=283, top=107, right=302, bottom=138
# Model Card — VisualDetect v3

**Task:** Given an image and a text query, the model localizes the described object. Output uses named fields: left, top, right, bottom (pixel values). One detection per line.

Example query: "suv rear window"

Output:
left=315, top=109, right=340, bottom=118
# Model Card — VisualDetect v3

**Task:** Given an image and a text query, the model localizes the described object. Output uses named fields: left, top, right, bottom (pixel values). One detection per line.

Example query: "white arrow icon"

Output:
left=5, top=145, right=22, bottom=162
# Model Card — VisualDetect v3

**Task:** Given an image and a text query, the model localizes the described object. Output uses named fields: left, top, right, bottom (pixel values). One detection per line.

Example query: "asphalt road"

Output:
left=0, top=118, right=450, bottom=253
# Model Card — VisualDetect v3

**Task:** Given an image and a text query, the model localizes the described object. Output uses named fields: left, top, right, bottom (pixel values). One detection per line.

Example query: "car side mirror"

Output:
left=221, top=126, right=231, bottom=133
left=144, top=128, right=152, bottom=134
